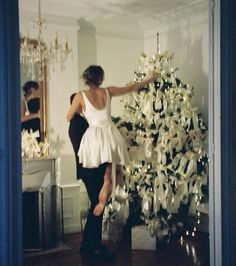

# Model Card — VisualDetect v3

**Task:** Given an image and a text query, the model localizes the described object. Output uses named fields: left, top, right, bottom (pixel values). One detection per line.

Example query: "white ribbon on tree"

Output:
left=144, top=138, right=153, bottom=159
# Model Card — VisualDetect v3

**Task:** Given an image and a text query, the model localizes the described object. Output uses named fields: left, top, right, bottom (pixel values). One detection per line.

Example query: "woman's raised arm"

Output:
left=107, top=70, right=158, bottom=97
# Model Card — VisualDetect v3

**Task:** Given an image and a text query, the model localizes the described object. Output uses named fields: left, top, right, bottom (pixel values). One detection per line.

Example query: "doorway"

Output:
left=1, top=0, right=231, bottom=265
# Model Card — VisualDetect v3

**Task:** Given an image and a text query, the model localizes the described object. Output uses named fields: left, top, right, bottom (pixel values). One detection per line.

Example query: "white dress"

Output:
left=78, top=88, right=130, bottom=168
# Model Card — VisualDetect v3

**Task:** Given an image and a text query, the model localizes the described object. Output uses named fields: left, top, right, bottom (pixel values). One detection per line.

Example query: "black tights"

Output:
left=80, top=164, right=107, bottom=251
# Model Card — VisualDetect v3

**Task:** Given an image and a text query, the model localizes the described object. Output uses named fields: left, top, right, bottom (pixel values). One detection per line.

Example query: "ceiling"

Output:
left=19, top=0, right=205, bottom=27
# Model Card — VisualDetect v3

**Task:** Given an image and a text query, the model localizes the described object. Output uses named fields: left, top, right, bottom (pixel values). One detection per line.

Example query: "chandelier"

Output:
left=20, top=0, right=73, bottom=80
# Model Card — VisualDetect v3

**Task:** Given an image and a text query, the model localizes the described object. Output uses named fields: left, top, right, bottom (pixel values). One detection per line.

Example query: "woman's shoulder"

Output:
left=74, top=91, right=86, bottom=106
left=78, top=90, right=88, bottom=96
left=103, top=87, right=111, bottom=97
left=74, top=91, right=84, bottom=98
left=98, top=87, right=108, bottom=93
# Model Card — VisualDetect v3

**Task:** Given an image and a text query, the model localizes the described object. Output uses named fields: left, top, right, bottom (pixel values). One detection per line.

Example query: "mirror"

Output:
left=20, top=38, right=48, bottom=143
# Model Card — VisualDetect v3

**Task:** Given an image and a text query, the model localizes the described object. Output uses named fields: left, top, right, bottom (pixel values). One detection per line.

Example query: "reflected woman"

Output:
left=21, top=81, right=41, bottom=142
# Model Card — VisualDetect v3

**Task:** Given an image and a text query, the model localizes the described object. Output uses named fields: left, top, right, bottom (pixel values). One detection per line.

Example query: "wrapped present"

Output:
left=131, top=225, right=156, bottom=250
left=102, top=221, right=123, bottom=242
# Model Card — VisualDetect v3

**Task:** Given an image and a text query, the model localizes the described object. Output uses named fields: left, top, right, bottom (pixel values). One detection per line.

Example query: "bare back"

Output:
left=67, top=87, right=107, bottom=121
left=82, top=87, right=107, bottom=112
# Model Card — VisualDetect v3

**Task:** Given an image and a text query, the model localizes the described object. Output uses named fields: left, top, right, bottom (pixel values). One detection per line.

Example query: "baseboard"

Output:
left=64, top=223, right=83, bottom=234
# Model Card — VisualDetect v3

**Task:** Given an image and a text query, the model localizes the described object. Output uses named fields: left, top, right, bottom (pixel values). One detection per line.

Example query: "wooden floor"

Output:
left=23, top=231, right=209, bottom=266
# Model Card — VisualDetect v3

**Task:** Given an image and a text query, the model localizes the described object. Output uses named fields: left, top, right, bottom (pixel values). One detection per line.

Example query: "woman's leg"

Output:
left=93, top=163, right=112, bottom=216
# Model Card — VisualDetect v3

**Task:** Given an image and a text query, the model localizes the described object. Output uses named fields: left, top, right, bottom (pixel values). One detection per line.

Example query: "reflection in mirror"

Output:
left=21, top=79, right=41, bottom=142
left=20, top=43, right=48, bottom=143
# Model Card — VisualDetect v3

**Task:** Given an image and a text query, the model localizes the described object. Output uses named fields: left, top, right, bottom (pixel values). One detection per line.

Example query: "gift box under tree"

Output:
left=131, top=225, right=157, bottom=250
left=102, top=220, right=123, bottom=242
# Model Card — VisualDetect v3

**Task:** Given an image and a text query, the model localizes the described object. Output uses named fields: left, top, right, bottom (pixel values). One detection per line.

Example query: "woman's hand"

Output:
left=146, top=69, right=159, bottom=82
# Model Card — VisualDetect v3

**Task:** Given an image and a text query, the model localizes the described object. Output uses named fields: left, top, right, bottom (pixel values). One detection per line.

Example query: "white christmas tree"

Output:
left=105, top=51, right=208, bottom=241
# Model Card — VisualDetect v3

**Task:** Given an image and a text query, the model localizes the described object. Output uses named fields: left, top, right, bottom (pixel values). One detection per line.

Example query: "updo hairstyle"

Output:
left=22, top=81, right=39, bottom=98
left=82, top=65, right=104, bottom=87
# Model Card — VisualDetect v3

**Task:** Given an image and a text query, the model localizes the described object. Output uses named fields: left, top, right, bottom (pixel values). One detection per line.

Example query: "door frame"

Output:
left=2, top=0, right=236, bottom=265
left=209, top=0, right=222, bottom=265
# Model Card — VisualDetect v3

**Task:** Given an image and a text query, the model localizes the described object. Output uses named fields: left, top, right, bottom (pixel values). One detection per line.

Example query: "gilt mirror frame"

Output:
left=20, top=37, right=48, bottom=143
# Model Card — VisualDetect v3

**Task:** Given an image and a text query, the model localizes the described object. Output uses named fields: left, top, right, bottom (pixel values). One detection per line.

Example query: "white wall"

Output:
left=143, top=2, right=209, bottom=125
left=96, top=34, right=144, bottom=117
left=47, top=27, right=79, bottom=186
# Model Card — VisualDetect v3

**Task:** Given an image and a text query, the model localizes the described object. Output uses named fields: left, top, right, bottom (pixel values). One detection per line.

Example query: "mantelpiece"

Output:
left=22, top=157, right=60, bottom=187
left=22, top=157, right=63, bottom=250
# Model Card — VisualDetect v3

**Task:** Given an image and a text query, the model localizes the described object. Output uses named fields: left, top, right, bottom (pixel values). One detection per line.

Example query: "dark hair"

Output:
left=82, top=65, right=104, bottom=87
left=70, top=93, right=76, bottom=104
left=22, top=81, right=39, bottom=98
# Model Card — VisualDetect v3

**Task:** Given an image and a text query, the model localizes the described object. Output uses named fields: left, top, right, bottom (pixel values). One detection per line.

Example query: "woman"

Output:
left=21, top=80, right=41, bottom=142
left=67, top=65, right=158, bottom=216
